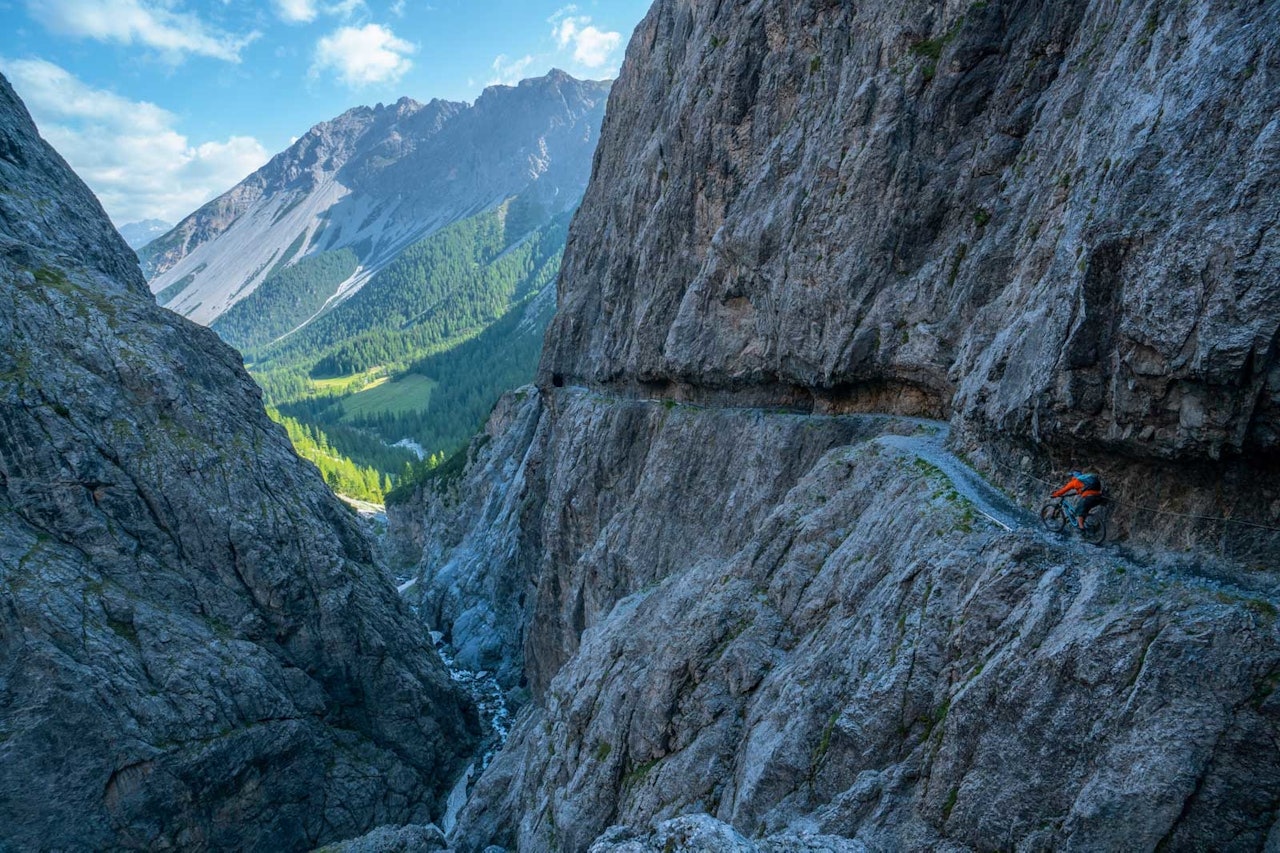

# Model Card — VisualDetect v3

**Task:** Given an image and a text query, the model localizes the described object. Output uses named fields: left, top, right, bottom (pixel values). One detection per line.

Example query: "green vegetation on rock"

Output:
left=256, top=199, right=566, bottom=378
left=268, top=408, right=391, bottom=502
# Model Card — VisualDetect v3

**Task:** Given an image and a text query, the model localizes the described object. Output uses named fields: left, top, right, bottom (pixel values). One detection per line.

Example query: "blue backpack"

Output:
left=1077, top=472, right=1102, bottom=491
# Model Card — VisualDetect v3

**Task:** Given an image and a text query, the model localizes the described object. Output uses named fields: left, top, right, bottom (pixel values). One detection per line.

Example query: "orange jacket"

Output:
left=1052, top=476, right=1101, bottom=499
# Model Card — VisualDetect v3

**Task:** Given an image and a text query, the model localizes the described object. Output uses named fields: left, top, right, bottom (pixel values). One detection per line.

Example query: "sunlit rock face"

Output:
left=390, top=0, right=1280, bottom=850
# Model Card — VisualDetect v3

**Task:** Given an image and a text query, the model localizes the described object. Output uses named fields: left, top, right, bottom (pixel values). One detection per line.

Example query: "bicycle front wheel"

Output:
left=1040, top=502, right=1066, bottom=533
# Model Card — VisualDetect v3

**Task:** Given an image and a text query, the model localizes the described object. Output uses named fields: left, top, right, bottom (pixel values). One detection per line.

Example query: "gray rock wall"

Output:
left=395, top=389, right=904, bottom=700
left=541, top=0, right=1280, bottom=532
left=443, top=393, right=1280, bottom=851
left=390, top=0, right=1280, bottom=849
left=0, top=72, right=479, bottom=850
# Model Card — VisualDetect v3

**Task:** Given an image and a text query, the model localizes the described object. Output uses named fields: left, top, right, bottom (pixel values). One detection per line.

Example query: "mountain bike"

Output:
left=1039, top=496, right=1108, bottom=545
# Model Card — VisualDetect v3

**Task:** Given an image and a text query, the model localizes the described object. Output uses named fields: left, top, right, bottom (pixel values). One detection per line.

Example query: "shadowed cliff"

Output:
left=0, top=72, right=480, bottom=850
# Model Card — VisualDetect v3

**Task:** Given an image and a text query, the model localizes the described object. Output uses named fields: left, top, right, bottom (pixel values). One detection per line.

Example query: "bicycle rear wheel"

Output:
left=1082, top=509, right=1107, bottom=545
left=1040, top=502, right=1066, bottom=533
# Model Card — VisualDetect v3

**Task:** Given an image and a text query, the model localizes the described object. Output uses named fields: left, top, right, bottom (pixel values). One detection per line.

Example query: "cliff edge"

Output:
left=542, top=0, right=1280, bottom=551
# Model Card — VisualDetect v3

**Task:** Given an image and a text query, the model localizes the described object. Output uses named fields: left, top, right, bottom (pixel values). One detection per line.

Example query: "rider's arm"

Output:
left=1051, top=478, right=1082, bottom=498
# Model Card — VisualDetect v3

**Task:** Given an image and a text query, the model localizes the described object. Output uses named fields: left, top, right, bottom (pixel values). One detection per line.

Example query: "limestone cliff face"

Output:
left=389, top=0, right=1280, bottom=850
left=399, top=389, right=900, bottom=699
left=0, top=73, right=479, bottom=850
left=541, top=0, right=1280, bottom=538
left=408, top=391, right=1280, bottom=851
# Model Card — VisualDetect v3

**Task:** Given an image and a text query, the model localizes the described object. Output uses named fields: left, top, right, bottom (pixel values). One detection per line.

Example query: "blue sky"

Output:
left=0, top=0, right=651, bottom=225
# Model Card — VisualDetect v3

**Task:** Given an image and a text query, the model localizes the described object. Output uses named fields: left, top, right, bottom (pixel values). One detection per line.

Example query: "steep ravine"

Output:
left=397, top=389, right=1280, bottom=851
left=388, top=0, right=1280, bottom=849
left=0, top=73, right=480, bottom=850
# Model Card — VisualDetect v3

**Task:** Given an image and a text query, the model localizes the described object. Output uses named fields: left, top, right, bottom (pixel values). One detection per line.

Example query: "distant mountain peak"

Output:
left=139, top=73, right=610, bottom=327
left=118, top=218, right=172, bottom=250
left=540, top=67, right=574, bottom=83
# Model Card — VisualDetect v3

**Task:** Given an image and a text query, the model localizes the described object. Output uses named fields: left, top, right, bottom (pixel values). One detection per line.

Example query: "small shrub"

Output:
left=942, top=786, right=960, bottom=821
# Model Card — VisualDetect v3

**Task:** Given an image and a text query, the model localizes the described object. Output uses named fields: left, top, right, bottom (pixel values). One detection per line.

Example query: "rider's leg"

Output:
left=1079, top=494, right=1102, bottom=529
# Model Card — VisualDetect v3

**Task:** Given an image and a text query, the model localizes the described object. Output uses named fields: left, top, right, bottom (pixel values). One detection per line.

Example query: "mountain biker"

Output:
left=1051, top=472, right=1103, bottom=529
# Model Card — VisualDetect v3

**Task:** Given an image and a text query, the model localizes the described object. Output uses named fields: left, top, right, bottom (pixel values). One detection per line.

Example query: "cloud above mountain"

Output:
left=1, top=0, right=644, bottom=227
left=552, top=14, right=621, bottom=69
left=0, top=58, right=268, bottom=223
left=24, top=0, right=257, bottom=62
left=312, top=23, right=416, bottom=87
left=486, top=7, right=622, bottom=88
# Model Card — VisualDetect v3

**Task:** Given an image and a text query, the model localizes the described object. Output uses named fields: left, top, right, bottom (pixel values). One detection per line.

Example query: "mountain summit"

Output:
left=141, top=70, right=611, bottom=329
left=117, top=218, right=170, bottom=250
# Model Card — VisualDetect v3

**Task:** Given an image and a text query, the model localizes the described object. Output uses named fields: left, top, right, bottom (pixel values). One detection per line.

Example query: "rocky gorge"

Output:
left=388, top=0, right=1280, bottom=849
left=1, top=0, right=1279, bottom=848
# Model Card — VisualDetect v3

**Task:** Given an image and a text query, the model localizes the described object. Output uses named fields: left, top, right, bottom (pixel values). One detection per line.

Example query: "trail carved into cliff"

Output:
left=567, top=384, right=1029, bottom=531
left=431, top=385, right=1280, bottom=852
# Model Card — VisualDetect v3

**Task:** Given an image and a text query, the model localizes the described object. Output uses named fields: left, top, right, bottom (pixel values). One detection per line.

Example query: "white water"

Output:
left=393, top=438, right=429, bottom=460
left=396, top=584, right=511, bottom=839
left=432, top=638, right=512, bottom=840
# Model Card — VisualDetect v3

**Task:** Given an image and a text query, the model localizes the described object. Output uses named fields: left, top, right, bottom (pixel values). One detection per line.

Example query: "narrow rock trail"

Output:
left=558, top=386, right=1280, bottom=603
left=875, top=425, right=1032, bottom=531
left=566, top=385, right=1033, bottom=533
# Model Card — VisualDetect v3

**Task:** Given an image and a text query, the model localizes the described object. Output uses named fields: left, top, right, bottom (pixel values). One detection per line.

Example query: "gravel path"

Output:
left=566, top=384, right=1033, bottom=532
left=876, top=425, right=1033, bottom=531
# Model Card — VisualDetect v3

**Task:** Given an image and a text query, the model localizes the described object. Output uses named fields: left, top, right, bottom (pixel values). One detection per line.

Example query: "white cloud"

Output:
left=489, top=54, right=535, bottom=86
left=273, top=0, right=364, bottom=25
left=1, top=59, right=269, bottom=224
left=274, top=0, right=317, bottom=23
left=547, top=5, right=578, bottom=24
left=481, top=8, right=620, bottom=90
left=25, top=0, right=257, bottom=62
left=552, top=14, right=620, bottom=69
left=312, top=23, right=415, bottom=86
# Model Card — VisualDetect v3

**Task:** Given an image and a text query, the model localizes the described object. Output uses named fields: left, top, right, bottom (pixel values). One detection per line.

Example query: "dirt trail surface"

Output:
left=876, top=426, right=1033, bottom=531
left=572, top=385, right=1032, bottom=532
